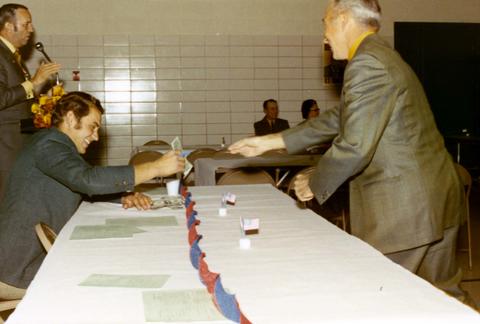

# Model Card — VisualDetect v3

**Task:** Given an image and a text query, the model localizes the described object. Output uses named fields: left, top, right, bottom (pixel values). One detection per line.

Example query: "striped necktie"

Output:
left=13, top=50, right=30, bottom=80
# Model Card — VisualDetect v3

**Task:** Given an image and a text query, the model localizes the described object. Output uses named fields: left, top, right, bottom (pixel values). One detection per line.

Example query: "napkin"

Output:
left=105, top=216, right=178, bottom=227
left=70, top=224, right=145, bottom=240
left=143, top=289, right=225, bottom=322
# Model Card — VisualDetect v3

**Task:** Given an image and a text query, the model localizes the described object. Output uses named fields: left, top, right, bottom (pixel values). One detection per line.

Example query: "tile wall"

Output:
left=25, top=34, right=341, bottom=165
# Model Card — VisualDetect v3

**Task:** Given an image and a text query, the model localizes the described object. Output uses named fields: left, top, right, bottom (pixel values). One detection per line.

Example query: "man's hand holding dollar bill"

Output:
left=170, top=136, right=193, bottom=177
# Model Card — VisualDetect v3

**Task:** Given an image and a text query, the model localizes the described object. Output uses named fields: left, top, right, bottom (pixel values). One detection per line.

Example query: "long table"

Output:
left=7, top=185, right=480, bottom=323
left=194, top=151, right=321, bottom=186
left=132, top=144, right=222, bottom=158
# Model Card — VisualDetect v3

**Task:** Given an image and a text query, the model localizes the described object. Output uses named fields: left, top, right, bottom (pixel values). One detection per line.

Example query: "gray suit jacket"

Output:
left=0, top=40, right=33, bottom=199
left=282, top=34, right=465, bottom=254
left=0, top=128, right=135, bottom=288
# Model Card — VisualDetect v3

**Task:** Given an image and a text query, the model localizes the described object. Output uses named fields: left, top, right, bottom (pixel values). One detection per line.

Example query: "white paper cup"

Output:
left=239, top=237, right=251, bottom=249
left=166, top=179, right=180, bottom=196
left=218, top=207, right=227, bottom=217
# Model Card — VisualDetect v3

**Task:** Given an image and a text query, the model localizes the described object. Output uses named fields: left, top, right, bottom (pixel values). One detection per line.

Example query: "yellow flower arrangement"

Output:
left=31, top=84, right=66, bottom=128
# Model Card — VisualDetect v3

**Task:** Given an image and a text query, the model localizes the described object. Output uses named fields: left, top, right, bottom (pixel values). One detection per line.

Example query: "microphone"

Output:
left=35, top=42, right=52, bottom=62
left=35, top=41, right=60, bottom=85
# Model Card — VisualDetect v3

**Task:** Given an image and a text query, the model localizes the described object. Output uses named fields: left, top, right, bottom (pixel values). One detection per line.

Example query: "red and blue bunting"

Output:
left=181, top=185, right=252, bottom=324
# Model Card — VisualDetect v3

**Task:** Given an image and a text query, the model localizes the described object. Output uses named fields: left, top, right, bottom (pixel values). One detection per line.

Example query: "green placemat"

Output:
left=70, top=224, right=145, bottom=240
left=105, top=216, right=178, bottom=227
left=143, top=289, right=225, bottom=322
left=79, top=274, right=170, bottom=288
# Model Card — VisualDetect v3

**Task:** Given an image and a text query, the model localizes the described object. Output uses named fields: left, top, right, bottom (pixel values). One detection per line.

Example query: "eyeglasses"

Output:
left=310, top=108, right=320, bottom=112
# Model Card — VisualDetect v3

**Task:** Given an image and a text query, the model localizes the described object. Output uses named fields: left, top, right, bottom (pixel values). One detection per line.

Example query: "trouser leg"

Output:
left=0, top=171, right=8, bottom=203
left=415, top=225, right=476, bottom=308
left=0, top=126, right=31, bottom=202
left=386, top=226, right=476, bottom=309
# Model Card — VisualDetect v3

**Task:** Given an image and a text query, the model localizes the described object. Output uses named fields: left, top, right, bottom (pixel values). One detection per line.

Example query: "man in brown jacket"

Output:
left=0, top=3, right=60, bottom=200
left=229, top=0, right=471, bottom=305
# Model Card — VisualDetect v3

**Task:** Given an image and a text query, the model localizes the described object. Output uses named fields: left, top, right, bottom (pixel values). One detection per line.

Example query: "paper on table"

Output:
left=79, top=274, right=170, bottom=288
left=69, top=224, right=145, bottom=240
left=105, top=216, right=178, bottom=227
left=240, top=217, right=260, bottom=235
left=143, top=289, right=225, bottom=322
left=224, top=192, right=236, bottom=205
left=240, top=217, right=260, bottom=231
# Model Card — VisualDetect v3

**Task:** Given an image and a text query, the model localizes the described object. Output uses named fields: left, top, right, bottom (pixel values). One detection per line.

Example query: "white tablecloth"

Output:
left=7, top=185, right=480, bottom=324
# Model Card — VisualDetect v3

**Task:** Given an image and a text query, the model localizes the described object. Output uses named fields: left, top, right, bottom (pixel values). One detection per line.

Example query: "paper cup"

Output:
left=166, top=179, right=180, bottom=196
left=239, top=237, right=251, bottom=249
left=218, top=207, right=227, bottom=217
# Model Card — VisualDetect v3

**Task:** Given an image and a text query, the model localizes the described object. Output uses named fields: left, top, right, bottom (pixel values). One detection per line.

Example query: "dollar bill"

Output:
left=170, top=136, right=193, bottom=178
left=170, top=136, right=183, bottom=151
left=151, top=195, right=184, bottom=209
left=184, top=159, right=193, bottom=177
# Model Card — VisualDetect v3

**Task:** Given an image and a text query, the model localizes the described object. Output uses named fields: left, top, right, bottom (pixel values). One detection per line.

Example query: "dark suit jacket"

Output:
left=282, top=34, right=465, bottom=254
left=0, top=39, right=33, bottom=199
left=254, top=117, right=289, bottom=136
left=0, top=128, right=135, bottom=288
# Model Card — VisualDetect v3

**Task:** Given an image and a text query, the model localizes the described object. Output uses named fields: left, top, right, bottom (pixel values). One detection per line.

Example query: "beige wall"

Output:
left=21, top=0, right=480, bottom=37
left=17, top=0, right=480, bottom=165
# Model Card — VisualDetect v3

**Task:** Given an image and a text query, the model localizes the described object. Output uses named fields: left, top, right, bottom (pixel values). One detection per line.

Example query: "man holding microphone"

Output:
left=0, top=3, right=61, bottom=200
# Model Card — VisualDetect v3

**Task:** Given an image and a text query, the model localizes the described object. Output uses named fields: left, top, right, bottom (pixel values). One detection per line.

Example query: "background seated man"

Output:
left=0, top=92, right=185, bottom=301
left=254, top=99, right=289, bottom=136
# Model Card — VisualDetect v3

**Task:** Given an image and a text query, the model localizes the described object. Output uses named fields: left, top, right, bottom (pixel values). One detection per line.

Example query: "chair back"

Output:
left=143, top=140, right=169, bottom=146
left=128, top=151, right=163, bottom=166
left=454, top=163, right=473, bottom=269
left=455, top=163, right=472, bottom=197
left=184, top=148, right=218, bottom=186
left=212, top=149, right=242, bottom=158
left=0, top=299, right=21, bottom=312
left=217, top=168, right=275, bottom=186
left=0, top=299, right=21, bottom=323
left=35, top=222, right=57, bottom=253
left=187, top=148, right=218, bottom=165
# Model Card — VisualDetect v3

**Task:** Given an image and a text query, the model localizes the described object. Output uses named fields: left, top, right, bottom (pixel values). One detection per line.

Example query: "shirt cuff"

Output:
left=21, top=80, right=34, bottom=99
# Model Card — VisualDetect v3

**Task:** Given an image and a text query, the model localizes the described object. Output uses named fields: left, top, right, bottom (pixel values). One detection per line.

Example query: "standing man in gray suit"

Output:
left=230, top=0, right=472, bottom=306
left=0, top=3, right=60, bottom=200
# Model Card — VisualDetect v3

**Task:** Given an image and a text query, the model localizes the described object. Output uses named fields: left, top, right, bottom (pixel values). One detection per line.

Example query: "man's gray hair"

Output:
left=332, top=0, right=382, bottom=30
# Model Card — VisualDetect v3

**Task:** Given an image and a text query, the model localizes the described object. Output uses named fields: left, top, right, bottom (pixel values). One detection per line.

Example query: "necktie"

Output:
left=13, top=50, right=30, bottom=80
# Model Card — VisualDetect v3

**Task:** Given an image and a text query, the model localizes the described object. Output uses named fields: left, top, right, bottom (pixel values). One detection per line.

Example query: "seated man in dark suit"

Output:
left=0, top=92, right=185, bottom=303
left=254, top=99, right=290, bottom=136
